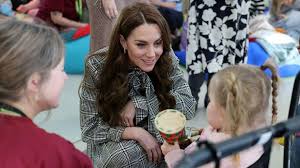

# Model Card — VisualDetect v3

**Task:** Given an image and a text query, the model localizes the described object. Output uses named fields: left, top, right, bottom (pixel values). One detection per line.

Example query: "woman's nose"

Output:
left=147, top=46, right=156, bottom=58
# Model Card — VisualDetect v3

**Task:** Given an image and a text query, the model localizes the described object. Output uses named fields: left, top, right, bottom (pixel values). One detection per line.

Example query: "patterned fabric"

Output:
left=79, top=47, right=196, bottom=167
left=186, top=0, right=265, bottom=75
left=86, top=0, right=148, bottom=53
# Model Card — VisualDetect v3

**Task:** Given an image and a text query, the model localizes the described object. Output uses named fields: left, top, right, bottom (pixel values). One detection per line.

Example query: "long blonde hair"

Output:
left=209, top=63, right=279, bottom=137
left=208, top=63, right=279, bottom=166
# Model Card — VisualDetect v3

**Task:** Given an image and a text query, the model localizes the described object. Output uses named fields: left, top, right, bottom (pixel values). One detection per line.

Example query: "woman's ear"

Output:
left=120, top=35, right=127, bottom=50
left=27, top=72, right=41, bottom=93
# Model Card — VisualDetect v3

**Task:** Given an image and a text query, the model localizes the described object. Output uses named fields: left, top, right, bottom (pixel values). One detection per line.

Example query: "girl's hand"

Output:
left=161, top=141, right=180, bottom=155
left=120, top=100, right=135, bottom=127
left=135, top=128, right=162, bottom=163
left=101, top=0, right=118, bottom=19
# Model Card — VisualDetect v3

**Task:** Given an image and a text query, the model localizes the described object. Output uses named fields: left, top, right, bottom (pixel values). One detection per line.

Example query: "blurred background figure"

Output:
left=36, top=0, right=87, bottom=30
left=186, top=0, right=265, bottom=109
left=269, top=0, right=300, bottom=43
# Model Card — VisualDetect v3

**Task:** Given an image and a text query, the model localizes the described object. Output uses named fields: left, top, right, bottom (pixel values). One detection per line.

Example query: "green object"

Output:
left=75, top=0, right=82, bottom=20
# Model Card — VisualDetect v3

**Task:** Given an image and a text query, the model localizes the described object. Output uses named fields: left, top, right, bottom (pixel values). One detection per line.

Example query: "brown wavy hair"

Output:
left=97, top=3, right=175, bottom=126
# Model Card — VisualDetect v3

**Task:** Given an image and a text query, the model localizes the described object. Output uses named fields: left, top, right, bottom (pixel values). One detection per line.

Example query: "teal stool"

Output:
left=65, top=35, right=90, bottom=74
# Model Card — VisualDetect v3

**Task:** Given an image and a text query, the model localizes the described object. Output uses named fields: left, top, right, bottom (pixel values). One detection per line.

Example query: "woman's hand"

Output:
left=122, top=127, right=162, bottom=162
left=120, top=100, right=135, bottom=127
left=135, top=128, right=162, bottom=163
left=101, top=0, right=118, bottom=19
left=161, top=141, right=180, bottom=155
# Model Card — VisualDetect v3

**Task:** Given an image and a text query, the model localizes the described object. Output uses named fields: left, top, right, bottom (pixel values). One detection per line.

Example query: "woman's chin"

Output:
left=140, top=65, right=155, bottom=72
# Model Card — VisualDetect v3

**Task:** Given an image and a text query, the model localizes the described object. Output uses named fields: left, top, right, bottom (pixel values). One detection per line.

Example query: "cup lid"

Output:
left=154, top=109, right=186, bottom=134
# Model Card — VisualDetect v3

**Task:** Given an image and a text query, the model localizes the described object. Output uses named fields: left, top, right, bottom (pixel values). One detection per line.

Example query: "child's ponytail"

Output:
left=261, top=63, right=279, bottom=124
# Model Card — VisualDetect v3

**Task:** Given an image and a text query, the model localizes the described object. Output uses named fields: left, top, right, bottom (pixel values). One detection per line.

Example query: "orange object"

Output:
left=275, top=28, right=286, bottom=34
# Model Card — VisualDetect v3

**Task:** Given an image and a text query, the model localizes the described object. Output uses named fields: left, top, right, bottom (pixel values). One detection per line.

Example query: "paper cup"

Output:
left=155, top=109, right=186, bottom=144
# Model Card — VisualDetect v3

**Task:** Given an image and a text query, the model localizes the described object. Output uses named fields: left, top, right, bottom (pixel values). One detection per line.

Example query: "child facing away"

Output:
left=161, top=63, right=279, bottom=168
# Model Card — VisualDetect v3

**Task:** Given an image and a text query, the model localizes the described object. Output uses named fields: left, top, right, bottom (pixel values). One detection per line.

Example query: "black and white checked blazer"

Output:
left=79, top=47, right=196, bottom=167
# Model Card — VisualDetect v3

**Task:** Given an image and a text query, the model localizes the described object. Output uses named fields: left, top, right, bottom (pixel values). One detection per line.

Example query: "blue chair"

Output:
left=64, top=35, right=90, bottom=74
left=248, top=42, right=300, bottom=78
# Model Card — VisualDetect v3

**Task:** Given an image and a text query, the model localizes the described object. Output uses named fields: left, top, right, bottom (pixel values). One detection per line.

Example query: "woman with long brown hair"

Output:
left=79, top=2, right=196, bottom=167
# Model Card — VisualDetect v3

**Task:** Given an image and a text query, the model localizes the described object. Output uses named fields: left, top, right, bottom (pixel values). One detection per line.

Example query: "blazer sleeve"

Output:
left=79, top=52, right=125, bottom=144
left=169, top=51, right=196, bottom=119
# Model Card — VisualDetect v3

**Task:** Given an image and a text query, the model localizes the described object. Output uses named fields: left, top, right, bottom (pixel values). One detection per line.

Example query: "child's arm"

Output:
left=17, top=0, right=40, bottom=13
left=50, top=11, right=87, bottom=29
left=149, top=0, right=177, bottom=9
left=162, top=141, right=198, bottom=168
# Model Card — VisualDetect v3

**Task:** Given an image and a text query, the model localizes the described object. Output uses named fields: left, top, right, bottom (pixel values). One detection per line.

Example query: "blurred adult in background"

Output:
left=150, top=0, right=183, bottom=36
left=36, top=0, right=87, bottom=30
left=270, top=0, right=300, bottom=42
left=150, top=0, right=183, bottom=50
left=187, top=0, right=266, bottom=109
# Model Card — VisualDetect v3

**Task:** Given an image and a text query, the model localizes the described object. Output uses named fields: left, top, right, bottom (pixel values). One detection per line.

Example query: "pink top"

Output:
left=165, top=126, right=264, bottom=168
left=0, top=114, right=93, bottom=168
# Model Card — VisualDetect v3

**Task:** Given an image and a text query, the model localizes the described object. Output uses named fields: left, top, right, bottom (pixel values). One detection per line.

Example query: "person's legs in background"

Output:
left=204, top=73, right=215, bottom=108
left=188, top=72, right=205, bottom=110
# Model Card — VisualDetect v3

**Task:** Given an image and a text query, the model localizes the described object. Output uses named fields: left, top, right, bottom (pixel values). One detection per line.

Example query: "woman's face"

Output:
left=37, top=58, right=68, bottom=110
left=121, top=23, right=163, bottom=72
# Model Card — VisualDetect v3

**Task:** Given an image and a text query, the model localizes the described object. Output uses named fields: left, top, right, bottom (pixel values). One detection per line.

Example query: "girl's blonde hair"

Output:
left=209, top=63, right=279, bottom=137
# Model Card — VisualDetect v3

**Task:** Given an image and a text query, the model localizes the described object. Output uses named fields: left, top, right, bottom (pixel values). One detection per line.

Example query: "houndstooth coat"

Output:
left=79, top=48, right=196, bottom=168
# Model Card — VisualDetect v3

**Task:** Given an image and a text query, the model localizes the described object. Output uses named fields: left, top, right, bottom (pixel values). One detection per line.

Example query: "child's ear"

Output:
left=120, top=35, right=127, bottom=50
left=27, top=73, right=41, bottom=93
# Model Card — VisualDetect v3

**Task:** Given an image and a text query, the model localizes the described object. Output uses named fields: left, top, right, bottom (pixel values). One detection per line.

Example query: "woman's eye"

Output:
left=137, top=43, right=146, bottom=48
left=155, top=41, right=162, bottom=46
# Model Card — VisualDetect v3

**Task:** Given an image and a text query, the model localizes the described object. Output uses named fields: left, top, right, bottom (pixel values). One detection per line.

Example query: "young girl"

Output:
left=161, top=63, right=279, bottom=168
left=0, top=19, right=92, bottom=168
